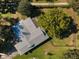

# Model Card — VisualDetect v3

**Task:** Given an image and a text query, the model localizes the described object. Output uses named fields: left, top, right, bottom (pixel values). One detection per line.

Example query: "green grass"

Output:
left=0, top=12, right=26, bottom=20
left=52, top=38, right=66, bottom=46
left=50, top=37, right=72, bottom=47
left=13, top=48, right=69, bottom=59
left=13, top=41, right=70, bottom=59
left=1, top=13, right=14, bottom=18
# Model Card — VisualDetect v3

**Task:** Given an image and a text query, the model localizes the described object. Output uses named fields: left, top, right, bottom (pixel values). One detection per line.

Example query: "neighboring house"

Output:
left=14, top=18, right=49, bottom=55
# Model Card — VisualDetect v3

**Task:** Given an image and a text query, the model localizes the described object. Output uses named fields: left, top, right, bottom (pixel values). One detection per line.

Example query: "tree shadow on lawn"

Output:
left=29, top=5, right=43, bottom=18
left=59, top=17, right=78, bottom=39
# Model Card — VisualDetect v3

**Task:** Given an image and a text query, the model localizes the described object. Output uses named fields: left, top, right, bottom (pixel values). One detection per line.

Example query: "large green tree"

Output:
left=0, top=15, right=18, bottom=53
left=37, top=8, right=75, bottom=39
left=17, top=0, right=32, bottom=17
left=17, top=0, right=42, bottom=17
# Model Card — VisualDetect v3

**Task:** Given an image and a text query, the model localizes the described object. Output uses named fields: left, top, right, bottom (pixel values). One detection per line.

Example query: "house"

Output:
left=14, top=18, right=49, bottom=55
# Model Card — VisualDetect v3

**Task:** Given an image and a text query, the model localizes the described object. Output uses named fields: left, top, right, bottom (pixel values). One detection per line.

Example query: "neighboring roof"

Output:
left=14, top=18, right=49, bottom=55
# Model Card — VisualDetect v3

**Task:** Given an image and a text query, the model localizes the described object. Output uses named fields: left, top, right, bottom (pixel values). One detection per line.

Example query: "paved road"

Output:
left=31, top=2, right=69, bottom=7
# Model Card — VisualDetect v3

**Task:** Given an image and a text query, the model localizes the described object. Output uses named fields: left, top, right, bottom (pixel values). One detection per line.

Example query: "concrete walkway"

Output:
left=31, top=2, right=70, bottom=7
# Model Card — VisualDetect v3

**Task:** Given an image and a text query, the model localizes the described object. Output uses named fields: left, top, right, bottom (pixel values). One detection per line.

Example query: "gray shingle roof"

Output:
left=14, top=18, right=49, bottom=55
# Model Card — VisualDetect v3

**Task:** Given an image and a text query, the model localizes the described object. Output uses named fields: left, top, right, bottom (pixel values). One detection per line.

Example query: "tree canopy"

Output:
left=17, top=0, right=32, bottom=17
left=63, top=49, right=79, bottom=59
left=37, top=8, right=76, bottom=39
left=0, top=15, right=19, bottom=53
left=17, top=0, right=42, bottom=17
